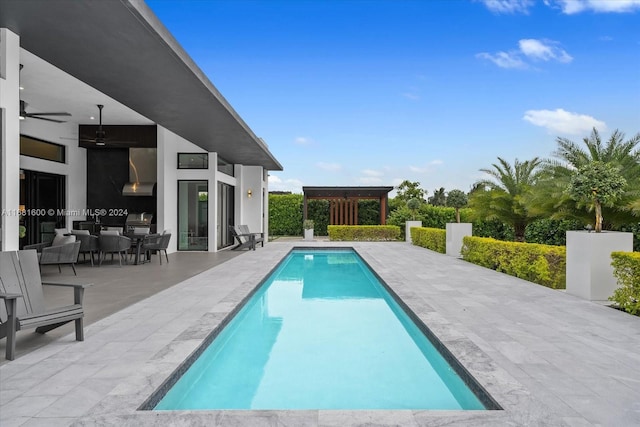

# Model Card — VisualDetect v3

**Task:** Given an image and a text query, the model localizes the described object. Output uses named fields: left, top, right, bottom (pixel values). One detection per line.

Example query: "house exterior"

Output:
left=0, top=0, right=282, bottom=252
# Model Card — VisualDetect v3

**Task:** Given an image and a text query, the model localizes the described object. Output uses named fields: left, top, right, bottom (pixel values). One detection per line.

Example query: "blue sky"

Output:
left=147, top=0, right=640, bottom=195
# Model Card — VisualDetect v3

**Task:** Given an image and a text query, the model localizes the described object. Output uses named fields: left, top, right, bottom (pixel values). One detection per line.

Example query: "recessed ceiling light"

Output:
left=19, top=86, right=24, bottom=90
left=90, top=116, right=95, bottom=120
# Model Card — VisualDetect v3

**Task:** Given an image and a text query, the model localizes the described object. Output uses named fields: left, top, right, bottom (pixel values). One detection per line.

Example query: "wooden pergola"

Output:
left=302, top=186, right=394, bottom=225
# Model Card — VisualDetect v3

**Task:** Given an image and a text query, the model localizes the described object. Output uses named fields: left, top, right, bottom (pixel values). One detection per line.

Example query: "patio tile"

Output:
left=1, top=241, right=639, bottom=426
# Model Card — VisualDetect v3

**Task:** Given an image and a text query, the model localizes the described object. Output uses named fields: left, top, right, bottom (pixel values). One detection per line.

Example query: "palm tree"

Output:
left=428, top=187, right=447, bottom=206
left=533, top=128, right=640, bottom=227
left=469, top=157, right=542, bottom=241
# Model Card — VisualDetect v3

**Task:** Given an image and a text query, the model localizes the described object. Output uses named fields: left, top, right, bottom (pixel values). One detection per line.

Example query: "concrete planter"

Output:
left=446, top=223, right=472, bottom=257
left=304, top=229, right=314, bottom=241
left=406, top=221, right=422, bottom=243
left=566, top=230, right=633, bottom=301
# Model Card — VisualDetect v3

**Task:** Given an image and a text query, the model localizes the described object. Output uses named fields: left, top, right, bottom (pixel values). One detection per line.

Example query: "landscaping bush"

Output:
left=328, top=225, right=400, bottom=241
left=461, top=236, right=566, bottom=289
left=269, top=194, right=303, bottom=235
left=410, top=227, right=446, bottom=253
left=308, top=199, right=330, bottom=235
left=524, top=218, right=584, bottom=246
left=609, top=251, right=640, bottom=315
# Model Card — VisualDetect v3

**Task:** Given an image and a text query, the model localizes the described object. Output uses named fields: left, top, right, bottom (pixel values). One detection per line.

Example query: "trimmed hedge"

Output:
left=410, top=227, right=446, bottom=254
left=269, top=194, right=303, bottom=235
left=328, top=225, right=400, bottom=241
left=610, top=251, right=640, bottom=315
left=460, top=236, right=566, bottom=289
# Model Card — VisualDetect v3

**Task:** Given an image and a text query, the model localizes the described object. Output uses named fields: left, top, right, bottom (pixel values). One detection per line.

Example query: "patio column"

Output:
left=0, top=29, right=21, bottom=250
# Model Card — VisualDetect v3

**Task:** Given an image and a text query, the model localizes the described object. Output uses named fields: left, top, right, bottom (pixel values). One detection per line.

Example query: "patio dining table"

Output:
left=124, top=232, right=155, bottom=265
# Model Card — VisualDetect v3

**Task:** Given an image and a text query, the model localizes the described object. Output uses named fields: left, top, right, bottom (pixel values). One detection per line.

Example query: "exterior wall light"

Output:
left=247, top=189, right=253, bottom=198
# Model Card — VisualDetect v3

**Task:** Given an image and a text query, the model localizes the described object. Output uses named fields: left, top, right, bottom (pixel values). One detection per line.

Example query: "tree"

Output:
left=395, top=180, right=426, bottom=203
left=446, top=189, right=468, bottom=223
left=468, top=157, right=542, bottom=241
left=428, top=187, right=446, bottom=206
left=532, top=128, right=640, bottom=227
left=567, top=162, right=627, bottom=232
left=406, top=198, right=421, bottom=220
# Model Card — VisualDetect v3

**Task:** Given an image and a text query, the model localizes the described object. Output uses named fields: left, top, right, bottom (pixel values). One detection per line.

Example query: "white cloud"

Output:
left=478, top=38, right=572, bottom=69
left=480, top=0, right=534, bottom=14
left=476, top=51, right=528, bottom=69
left=316, top=162, right=342, bottom=172
left=523, top=108, right=607, bottom=135
left=409, top=165, right=428, bottom=173
left=430, top=159, right=444, bottom=165
left=519, top=39, right=573, bottom=63
left=548, top=0, right=640, bottom=14
left=294, top=137, right=311, bottom=145
left=361, top=169, right=384, bottom=177
left=402, top=92, right=421, bottom=100
left=358, top=176, right=383, bottom=185
left=268, top=175, right=304, bottom=194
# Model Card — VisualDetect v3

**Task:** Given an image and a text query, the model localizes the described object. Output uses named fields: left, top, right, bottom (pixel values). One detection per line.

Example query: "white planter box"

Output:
left=304, top=229, right=314, bottom=241
left=446, top=223, right=472, bottom=257
left=406, top=221, right=422, bottom=243
left=566, top=230, right=633, bottom=301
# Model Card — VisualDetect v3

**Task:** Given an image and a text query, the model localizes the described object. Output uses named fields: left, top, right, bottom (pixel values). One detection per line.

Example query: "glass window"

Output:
left=20, top=135, right=65, bottom=163
left=178, top=153, right=208, bottom=169
left=178, top=180, right=208, bottom=251
left=217, top=156, right=234, bottom=176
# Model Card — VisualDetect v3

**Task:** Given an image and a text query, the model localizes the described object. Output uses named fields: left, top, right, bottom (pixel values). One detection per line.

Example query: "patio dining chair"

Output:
left=72, top=230, right=99, bottom=266
left=98, top=234, right=132, bottom=266
left=140, top=233, right=171, bottom=264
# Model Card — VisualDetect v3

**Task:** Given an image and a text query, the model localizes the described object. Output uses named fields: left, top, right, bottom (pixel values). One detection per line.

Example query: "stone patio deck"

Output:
left=1, top=241, right=639, bottom=426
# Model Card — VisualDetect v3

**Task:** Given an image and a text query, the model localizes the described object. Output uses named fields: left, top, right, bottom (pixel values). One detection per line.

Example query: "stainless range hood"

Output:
left=123, top=148, right=156, bottom=196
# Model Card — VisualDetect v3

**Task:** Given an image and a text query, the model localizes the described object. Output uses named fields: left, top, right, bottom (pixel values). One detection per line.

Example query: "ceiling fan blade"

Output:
left=28, top=116, right=66, bottom=123
left=28, top=112, right=72, bottom=116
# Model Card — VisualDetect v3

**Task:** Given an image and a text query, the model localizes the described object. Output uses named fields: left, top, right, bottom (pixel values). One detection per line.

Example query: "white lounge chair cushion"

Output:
left=52, top=235, right=76, bottom=246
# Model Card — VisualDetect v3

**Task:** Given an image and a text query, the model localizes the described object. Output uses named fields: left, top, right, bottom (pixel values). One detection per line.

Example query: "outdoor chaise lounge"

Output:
left=230, top=225, right=264, bottom=250
left=0, top=250, right=92, bottom=360
left=24, top=234, right=81, bottom=275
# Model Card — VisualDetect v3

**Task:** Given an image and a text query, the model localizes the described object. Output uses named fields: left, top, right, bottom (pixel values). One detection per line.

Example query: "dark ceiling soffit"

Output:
left=303, top=186, right=394, bottom=199
left=0, top=0, right=283, bottom=171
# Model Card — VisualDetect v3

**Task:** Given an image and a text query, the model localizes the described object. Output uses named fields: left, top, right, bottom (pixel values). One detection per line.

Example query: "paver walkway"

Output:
left=1, top=241, right=639, bottom=426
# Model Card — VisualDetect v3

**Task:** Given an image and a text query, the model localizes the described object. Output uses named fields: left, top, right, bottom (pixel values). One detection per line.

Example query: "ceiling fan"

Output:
left=80, top=104, right=135, bottom=146
left=19, top=100, right=71, bottom=123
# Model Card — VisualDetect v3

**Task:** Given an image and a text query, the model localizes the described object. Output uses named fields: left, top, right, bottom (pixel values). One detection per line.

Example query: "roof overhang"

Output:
left=0, top=0, right=282, bottom=170
left=303, top=186, right=394, bottom=199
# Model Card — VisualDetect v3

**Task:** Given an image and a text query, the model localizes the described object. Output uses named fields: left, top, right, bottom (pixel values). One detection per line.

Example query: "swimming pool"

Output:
left=146, top=248, right=497, bottom=410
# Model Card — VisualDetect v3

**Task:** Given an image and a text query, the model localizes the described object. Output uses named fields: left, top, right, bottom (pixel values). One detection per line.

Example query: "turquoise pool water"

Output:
left=153, top=249, right=487, bottom=410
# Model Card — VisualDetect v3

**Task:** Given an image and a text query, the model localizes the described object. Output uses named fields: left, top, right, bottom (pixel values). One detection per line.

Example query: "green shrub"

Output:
left=411, top=227, right=446, bottom=253
left=525, top=218, right=584, bottom=246
left=308, top=199, right=330, bottom=235
left=461, top=236, right=566, bottom=289
left=609, top=251, right=640, bottom=315
left=328, top=225, right=400, bottom=241
left=269, top=194, right=303, bottom=235
left=358, top=200, right=381, bottom=225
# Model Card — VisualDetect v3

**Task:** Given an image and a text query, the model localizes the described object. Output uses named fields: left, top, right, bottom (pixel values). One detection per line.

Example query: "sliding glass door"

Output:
left=177, top=180, right=208, bottom=251
left=217, top=182, right=234, bottom=249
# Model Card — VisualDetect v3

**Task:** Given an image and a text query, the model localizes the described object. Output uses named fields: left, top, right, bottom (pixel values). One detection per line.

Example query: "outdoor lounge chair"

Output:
left=230, top=225, right=264, bottom=250
left=0, top=250, right=92, bottom=360
left=24, top=235, right=82, bottom=275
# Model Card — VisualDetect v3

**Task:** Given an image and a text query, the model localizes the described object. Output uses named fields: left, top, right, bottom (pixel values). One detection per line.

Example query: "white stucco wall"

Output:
left=236, top=165, right=265, bottom=234
left=19, top=119, right=87, bottom=231
left=0, top=29, right=21, bottom=250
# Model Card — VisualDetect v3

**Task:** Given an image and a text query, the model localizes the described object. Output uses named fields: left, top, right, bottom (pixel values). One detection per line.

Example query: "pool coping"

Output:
left=2, top=241, right=639, bottom=426
left=139, top=246, right=501, bottom=412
